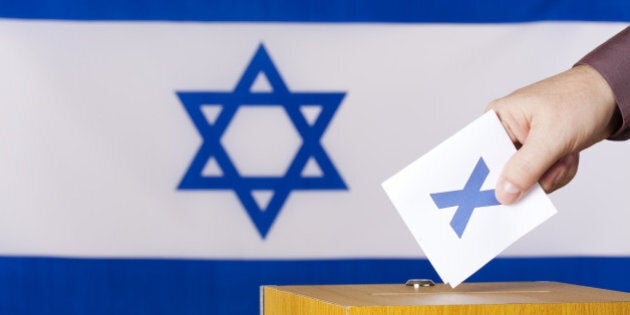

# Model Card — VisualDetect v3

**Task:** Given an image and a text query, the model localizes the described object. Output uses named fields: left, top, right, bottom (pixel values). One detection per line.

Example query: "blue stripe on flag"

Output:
left=1, top=0, right=629, bottom=22
left=0, top=256, right=629, bottom=314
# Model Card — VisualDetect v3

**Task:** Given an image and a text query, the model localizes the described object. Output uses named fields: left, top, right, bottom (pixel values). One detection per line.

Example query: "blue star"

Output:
left=176, top=44, right=347, bottom=238
left=430, top=157, right=500, bottom=238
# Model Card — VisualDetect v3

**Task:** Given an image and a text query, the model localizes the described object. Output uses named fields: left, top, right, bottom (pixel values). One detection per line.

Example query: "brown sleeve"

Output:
left=576, top=26, right=630, bottom=140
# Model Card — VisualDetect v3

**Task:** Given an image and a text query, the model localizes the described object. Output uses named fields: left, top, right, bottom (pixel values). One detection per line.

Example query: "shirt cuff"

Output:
left=575, top=26, right=630, bottom=141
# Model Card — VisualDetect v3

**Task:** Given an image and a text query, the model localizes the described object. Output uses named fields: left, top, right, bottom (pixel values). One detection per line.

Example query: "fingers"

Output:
left=539, top=152, right=580, bottom=193
left=495, top=127, right=567, bottom=205
left=496, top=151, right=579, bottom=205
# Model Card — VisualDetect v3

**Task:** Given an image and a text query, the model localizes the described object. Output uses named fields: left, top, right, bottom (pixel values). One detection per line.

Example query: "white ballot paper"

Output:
left=382, top=110, right=557, bottom=288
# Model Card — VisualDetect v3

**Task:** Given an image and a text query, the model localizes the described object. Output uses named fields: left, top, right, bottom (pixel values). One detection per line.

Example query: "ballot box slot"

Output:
left=372, top=290, right=551, bottom=296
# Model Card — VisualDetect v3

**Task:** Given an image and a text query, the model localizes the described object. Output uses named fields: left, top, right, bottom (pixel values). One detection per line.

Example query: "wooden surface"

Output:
left=262, top=282, right=630, bottom=315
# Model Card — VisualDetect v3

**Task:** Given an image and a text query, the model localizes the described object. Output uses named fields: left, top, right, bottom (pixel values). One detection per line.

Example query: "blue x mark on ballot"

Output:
left=430, top=157, right=501, bottom=238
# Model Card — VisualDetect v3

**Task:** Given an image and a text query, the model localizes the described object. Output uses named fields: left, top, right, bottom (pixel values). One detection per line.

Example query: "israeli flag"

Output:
left=1, top=1, right=629, bottom=314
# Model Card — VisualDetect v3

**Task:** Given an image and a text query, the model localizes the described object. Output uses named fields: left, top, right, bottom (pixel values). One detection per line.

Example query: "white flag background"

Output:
left=0, top=1, right=629, bottom=314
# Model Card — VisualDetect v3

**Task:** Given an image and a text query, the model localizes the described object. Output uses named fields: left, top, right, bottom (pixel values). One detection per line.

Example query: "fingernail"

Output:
left=498, top=179, right=521, bottom=205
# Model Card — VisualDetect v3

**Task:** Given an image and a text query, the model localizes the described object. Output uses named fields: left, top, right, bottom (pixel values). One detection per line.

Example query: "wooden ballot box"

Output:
left=261, top=281, right=630, bottom=314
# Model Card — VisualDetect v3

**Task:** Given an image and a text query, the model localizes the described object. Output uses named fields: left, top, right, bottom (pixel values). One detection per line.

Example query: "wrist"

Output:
left=572, top=64, right=619, bottom=139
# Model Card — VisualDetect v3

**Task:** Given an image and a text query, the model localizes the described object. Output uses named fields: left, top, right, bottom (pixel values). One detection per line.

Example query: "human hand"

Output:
left=487, top=65, right=620, bottom=205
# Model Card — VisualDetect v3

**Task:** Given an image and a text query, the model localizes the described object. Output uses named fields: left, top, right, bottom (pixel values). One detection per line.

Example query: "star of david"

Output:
left=176, top=44, right=347, bottom=238
left=430, top=157, right=500, bottom=238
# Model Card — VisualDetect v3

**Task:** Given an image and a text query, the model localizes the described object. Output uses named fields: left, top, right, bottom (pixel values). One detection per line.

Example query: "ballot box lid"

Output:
left=262, top=281, right=630, bottom=315
left=264, top=282, right=630, bottom=307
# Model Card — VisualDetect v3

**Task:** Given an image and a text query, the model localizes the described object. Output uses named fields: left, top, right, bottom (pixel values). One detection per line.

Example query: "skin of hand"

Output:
left=487, top=64, right=620, bottom=205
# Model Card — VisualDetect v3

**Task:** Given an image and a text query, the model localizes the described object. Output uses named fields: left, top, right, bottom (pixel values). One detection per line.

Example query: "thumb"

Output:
left=496, top=129, right=565, bottom=205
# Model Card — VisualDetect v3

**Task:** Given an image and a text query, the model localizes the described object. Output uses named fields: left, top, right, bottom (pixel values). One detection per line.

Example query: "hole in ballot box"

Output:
left=364, top=282, right=560, bottom=305
left=372, top=282, right=552, bottom=296
left=371, top=290, right=551, bottom=296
